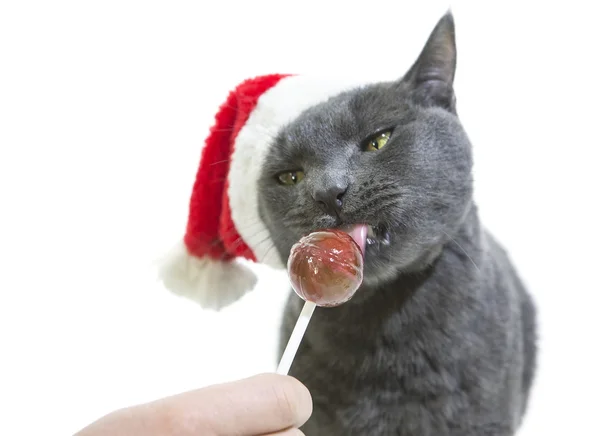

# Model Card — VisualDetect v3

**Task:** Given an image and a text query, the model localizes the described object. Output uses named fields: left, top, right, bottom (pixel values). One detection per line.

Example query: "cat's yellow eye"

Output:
left=277, top=170, right=305, bottom=185
left=366, top=131, right=392, bottom=151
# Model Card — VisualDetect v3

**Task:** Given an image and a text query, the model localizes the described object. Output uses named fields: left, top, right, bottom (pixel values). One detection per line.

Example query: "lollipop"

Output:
left=288, top=229, right=364, bottom=306
left=276, top=226, right=366, bottom=374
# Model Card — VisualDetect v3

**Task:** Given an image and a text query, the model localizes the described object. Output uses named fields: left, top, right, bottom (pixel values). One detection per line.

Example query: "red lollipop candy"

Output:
left=287, top=229, right=364, bottom=307
left=277, top=226, right=366, bottom=375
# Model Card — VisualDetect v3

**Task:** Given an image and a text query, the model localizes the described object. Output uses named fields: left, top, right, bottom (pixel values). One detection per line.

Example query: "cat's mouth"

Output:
left=340, top=224, right=391, bottom=255
left=366, top=225, right=391, bottom=247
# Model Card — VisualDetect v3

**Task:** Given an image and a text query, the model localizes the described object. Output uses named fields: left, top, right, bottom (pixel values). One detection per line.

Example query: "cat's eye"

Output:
left=277, top=170, right=305, bottom=185
left=366, top=131, right=392, bottom=151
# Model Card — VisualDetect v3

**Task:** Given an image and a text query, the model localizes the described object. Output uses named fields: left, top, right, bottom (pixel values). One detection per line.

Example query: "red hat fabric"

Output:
left=160, top=74, right=371, bottom=309
left=184, top=74, right=289, bottom=264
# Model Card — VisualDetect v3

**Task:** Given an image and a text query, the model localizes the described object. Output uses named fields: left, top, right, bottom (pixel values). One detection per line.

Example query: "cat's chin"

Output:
left=360, top=242, right=444, bottom=290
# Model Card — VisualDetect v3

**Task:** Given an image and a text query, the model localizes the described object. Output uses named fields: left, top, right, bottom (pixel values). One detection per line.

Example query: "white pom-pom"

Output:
left=158, top=243, right=257, bottom=310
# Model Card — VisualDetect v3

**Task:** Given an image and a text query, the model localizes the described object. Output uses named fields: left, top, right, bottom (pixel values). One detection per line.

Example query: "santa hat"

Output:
left=159, top=73, right=371, bottom=310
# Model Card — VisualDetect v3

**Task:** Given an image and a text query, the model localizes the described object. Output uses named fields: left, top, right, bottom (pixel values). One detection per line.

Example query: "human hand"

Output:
left=75, top=373, right=312, bottom=435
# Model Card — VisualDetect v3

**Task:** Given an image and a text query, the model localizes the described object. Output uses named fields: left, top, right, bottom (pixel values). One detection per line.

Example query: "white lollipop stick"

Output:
left=276, top=300, right=316, bottom=375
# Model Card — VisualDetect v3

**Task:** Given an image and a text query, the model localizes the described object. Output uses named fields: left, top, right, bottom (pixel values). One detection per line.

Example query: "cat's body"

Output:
left=280, top=209, right=536, bottom=435
left=257, top=13, right=537, bottom=435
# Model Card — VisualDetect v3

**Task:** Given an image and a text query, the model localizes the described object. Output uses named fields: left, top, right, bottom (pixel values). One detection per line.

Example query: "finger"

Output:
left=152, top=373, right=313, bottom=436
left=260, top=428, right=305, bottom=435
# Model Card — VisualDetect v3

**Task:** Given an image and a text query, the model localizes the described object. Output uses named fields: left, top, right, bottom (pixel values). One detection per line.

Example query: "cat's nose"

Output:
left=313, top=183, right=347, bottom=216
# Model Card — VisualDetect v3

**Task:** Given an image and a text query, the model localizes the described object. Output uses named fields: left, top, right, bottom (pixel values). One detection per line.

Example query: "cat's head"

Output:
left=257, top=13, right=474, bottom=288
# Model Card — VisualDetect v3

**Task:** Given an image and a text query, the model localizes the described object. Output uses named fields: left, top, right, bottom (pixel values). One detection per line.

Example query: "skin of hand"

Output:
left=75, top=373, right=313, bottom=436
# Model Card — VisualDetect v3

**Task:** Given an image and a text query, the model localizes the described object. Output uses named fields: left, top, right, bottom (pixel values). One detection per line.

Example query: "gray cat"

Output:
left=257, top=13, right=537, bottom=436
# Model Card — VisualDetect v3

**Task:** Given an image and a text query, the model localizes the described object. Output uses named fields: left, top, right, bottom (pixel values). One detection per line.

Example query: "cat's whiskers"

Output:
left=259, top=225, right=298, bottom=265
left=253, top=123, right=279, bottom=138
left=261, top=242, right=278, bottom=265
left=225, top=230, right=276, bottom=260
left=218, top=217, right=265, bottom=238
left=218, top=235, right=253, bottom=260
left=207, top=218, right=265, bottom=249
left=442, top=229, right=480, bottom=272
left=209, top=158, right=231, bottom=167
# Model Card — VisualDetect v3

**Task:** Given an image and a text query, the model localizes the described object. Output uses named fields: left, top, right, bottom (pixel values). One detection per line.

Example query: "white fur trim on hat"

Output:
left=159, top=242, right=257, bottom=310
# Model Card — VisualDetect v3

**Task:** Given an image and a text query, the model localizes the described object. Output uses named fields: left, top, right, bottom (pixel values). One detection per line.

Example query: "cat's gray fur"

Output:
left=257, top=13, right=537, bottom=435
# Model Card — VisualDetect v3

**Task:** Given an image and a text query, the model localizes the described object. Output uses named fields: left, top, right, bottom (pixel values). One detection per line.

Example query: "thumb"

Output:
left=185, top=373, right=313, bottom=435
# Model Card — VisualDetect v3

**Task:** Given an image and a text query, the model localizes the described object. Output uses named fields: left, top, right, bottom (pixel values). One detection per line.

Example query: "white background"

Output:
left=1, top=1, right=599, bottom=435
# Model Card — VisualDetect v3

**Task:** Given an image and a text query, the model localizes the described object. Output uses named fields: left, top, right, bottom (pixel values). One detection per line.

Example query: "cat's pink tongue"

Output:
left=340, top=224, right=368, bottom=256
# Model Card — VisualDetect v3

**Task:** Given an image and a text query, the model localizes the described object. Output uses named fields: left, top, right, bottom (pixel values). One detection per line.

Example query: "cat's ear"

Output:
left=402, top=12, right=457, bottom=111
